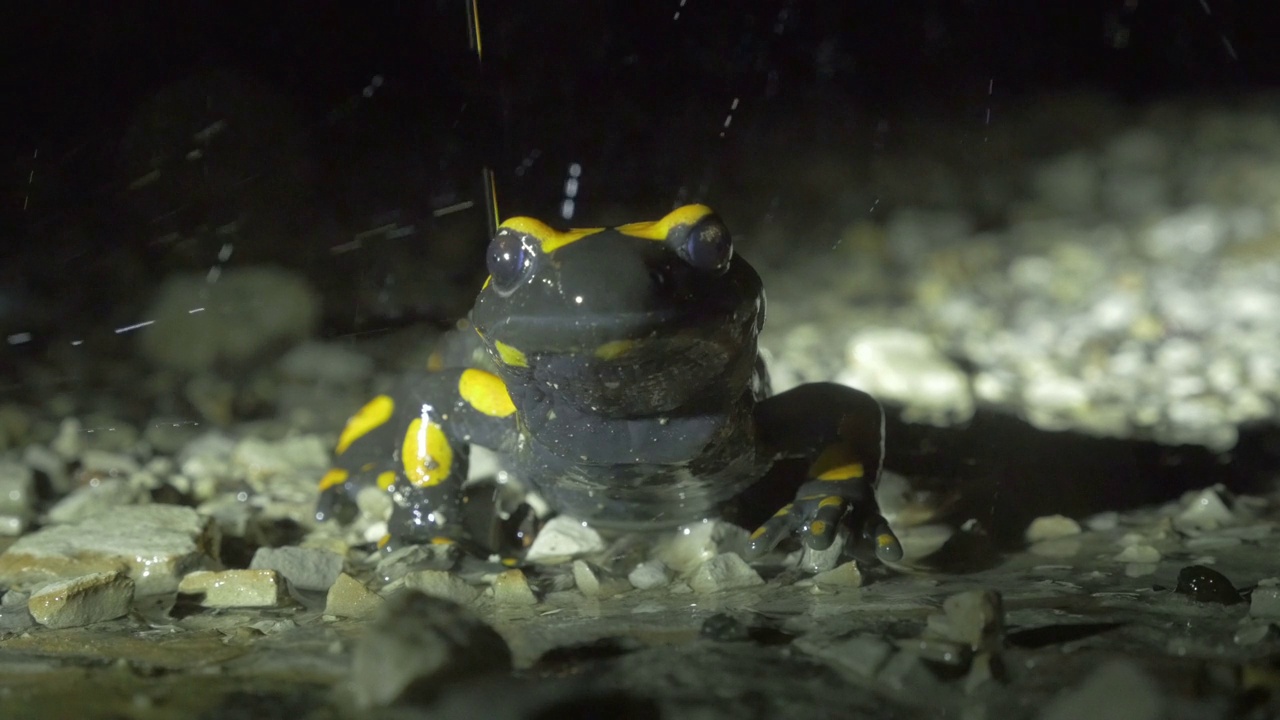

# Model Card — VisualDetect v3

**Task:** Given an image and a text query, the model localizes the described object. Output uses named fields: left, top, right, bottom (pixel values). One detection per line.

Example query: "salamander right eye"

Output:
left=486, top=229, right=537, bottom=296
left=669, top=214, right=733, bottom=275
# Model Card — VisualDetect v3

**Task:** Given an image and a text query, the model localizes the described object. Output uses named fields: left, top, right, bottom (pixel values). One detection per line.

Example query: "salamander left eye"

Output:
left=486, top=229, right=537, bottom=296
left=670, top=215, right=733, bottom=275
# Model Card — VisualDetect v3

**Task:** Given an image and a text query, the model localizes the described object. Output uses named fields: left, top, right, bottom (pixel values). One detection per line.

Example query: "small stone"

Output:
left=402, top=569, right=481, bottom=605
left=1025, top=514, right=1082, bottom=543
left=689, top=553, right=764, bottom=594
left=22, top=444, right=69, bottom=495
left=1248, top=582, right=1280, bottom=619
left=28, top=571, right=135, bottom=629
left=325, top=573, right=384, bottom=618
left=491, top=569, right=538, bottom=606
left=1174, top=487, right=1235, bottom=531
left=51, top=417, right=85, bottom=461
left=1114, top=545, right=1161, bottom=563
left=627, top=560, right=670, bottom=590
left=0, top=505, right=219, bottom=594
left=812, top=561, right=864, bottom=588
left=0, top=460, right=35, bottom=536
left=178, top=569, right=284, bottom=608
left=351, top=591, right=512, bottom=708
left=1040, top=659, right=1162, bottom=720
left=523, top=516, right=605, bottom=563
left=926, top=589, right=1004, bottom=653
left=1174, top=564, right=1243, bottom=605
left=249, top=546, right=344, bottom=592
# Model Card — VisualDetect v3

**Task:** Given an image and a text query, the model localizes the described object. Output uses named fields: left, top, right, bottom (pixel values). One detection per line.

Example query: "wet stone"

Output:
left=1025, top=514, right=1082, bottom=542
left=325, top=573, right=383, bottom=619
left=28, top=571, right=135, bottom=629
left=626, top=560, right=670, bottom=590
left=524, top=516, right=605, bottom=564
left=925, top=589, right=1005, bottom=653
left=351, top=591, right=512, bottom=708
left=178, top=569, right=284, bottom=608
left=689, top=553, right=764, bottom=594
left=491, top=569, right=538, bottom=606
left=1174, top=564, right=1244, bottom=605
left=0, top=505, right=218, bottom=594
left=46, top=478, right=148, bottom=525
left=810, top=560, right=864, bottom=588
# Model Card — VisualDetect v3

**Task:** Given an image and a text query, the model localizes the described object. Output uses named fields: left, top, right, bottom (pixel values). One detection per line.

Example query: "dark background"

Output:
left=1, top=0, right=1274, bottom=335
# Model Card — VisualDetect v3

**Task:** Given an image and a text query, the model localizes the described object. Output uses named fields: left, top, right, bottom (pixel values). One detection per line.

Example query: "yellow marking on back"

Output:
left=594, top=339, right=636, bottom=360
left=499, top=216, right=604, bottom=253
left=377, top=534, right=392, bottom=549
left=459, top=368, right=516, bottom=417
left=817, top=463, right=864, bottom=481
left=617, top=204, right=715, bottom=241
left=318, top=468, right=348, bottom=491
left=818, top=496, right=844, bottom=509
left=336, top=395, right=395, bottom=454
left=809, top=441, right=865, bottom=481
left=402, top=417, right=453, bottom=487
left=376, top=471, right=396, bottom=491
left=494, top=340, right=529, bottom=367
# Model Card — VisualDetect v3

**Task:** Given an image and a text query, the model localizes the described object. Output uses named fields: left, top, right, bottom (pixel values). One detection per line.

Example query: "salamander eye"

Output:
left=486, top=229, right=537, bottom=296
left=670, top=214, right=733, bottom=275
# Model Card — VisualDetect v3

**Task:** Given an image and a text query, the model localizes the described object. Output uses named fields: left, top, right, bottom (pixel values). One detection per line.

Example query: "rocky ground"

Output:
left=2, top=93, right=1280, bottom=719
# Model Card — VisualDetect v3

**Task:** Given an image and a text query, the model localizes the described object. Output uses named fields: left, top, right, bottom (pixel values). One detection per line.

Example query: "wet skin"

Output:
left=317, top=204, right=902, bottom=566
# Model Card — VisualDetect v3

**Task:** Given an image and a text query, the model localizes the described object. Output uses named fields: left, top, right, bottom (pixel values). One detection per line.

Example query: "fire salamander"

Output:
left=316, top=204, right=903, bottom=567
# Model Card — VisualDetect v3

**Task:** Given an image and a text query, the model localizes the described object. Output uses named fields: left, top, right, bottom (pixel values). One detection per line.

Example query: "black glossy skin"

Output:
left=318, top=205, right=903, bottom=565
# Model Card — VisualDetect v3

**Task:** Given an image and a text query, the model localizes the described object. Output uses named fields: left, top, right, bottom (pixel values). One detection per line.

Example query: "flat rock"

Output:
left=0, top=505, right=218, bottom=594
left=178, top=569, right=284, bottom=608
left=325, top=573, right=383, bottom=618
left=28, top=571, right=135, bottom=629
left=249, top=546, right=344, bottom=592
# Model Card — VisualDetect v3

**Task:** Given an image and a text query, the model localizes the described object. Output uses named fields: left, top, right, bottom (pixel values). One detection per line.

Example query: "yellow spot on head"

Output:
left=498, top=216, right=603, bottom=253
left=616, top=204, right=716, bottom=241
left=458, top=368, right=516, bottom=417
left=594, top=339, right=636, bottom=360
left=402, top=418, right=454, bottom=487
left=377, top=534, right=392, bottom=549
left=376, top=471, right=396, bottom=491
left=501, top=557, right=519, bottom=567
left=809, top=520, right=828, bottom=536
left=750, top=526, right=767, bottom=540
left=336, top=395, right=395, bottom=454
left=430, top=536, right=456, bottom=546
left=318, top=468, right=349, bottom=492
left=877, top=533, right=897, bottom=550
left=494, top=340, right=528, bottom=368
left=772, top=503, right=793, bottom=518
